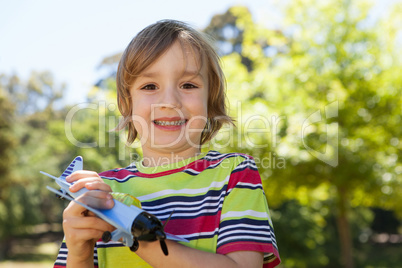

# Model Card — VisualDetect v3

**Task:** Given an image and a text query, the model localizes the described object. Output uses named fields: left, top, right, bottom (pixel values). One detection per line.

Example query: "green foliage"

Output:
left=0, top=73, right=66, bottom=258
left=0, top=79, right=18, bottom=248
left=0, top=78, right=16, bottom=185
left=270, top=0, right=402, bottom=212
left=272, top=200, right=340, bottom=267
left=207, top=1, right=401, bottom=267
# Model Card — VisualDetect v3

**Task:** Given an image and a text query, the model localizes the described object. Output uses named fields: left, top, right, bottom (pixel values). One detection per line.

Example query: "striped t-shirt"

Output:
left=53, top=150, right=280, bottom=267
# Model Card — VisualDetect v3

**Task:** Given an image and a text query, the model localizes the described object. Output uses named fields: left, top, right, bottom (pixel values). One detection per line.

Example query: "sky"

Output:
left=0, top=0, right=399, bottom=105
left=0, top=0, right=278, bottom=104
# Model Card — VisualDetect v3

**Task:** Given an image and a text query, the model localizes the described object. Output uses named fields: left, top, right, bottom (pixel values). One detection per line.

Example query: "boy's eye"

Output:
left=181, top=83, right=198, bottom=89
left=141, top=84, right=157, bottom=90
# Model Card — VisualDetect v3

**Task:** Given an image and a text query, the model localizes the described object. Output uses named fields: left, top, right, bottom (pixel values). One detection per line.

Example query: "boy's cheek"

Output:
left=187, top=117, right=207, bottom=132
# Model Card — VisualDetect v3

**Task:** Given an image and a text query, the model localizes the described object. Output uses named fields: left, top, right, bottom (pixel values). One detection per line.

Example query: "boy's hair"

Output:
left=116, top=19, right=233, bottom=145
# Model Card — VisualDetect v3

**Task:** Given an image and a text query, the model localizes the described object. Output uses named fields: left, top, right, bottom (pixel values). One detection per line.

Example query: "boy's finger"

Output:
left=63, top=191, right=112, bottom=218
left=64, top=215, right=115, bottom=234
left=66, top=170, right=100, bottom=182
left=64, top=197, right=91, bottom=215
left=85, top=181, right=112, bottom=192
left=78, top=191, right=115, bottom=210
left=69, top=177, right=104, bottom=192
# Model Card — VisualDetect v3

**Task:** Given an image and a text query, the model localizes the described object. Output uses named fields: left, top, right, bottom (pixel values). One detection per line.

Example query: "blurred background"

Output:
left=0, top=0, right=401, bottom=267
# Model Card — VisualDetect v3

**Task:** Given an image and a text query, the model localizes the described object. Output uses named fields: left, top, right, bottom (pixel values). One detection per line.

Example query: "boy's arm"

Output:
left=62, top=172, right=115, bottom=268
left=63, top=196, right=113, bottom=268
left=136, top=240, right=263, bottom=268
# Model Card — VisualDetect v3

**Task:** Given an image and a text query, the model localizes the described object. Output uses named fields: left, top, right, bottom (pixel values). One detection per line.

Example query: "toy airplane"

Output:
left=40, top=156, right=188, bottom=255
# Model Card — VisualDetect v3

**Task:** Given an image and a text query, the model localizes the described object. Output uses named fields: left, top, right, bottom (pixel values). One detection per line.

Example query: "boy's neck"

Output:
left=141, top=147, right=201, bottom=167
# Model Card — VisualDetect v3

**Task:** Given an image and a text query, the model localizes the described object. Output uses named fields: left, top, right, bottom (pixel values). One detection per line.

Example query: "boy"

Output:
left=55, top=20, right=280, bottom=267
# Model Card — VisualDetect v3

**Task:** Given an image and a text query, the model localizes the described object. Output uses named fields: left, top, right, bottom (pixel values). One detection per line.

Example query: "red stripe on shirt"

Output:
left=227, top=168, right=262, bottom=191
left=164, top=213, right=221, bottom=235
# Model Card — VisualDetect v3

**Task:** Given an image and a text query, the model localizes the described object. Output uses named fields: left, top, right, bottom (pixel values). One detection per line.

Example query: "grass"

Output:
left=0, top=261, right=54, bottom=268
left=0, top=225, right=62, bottom=267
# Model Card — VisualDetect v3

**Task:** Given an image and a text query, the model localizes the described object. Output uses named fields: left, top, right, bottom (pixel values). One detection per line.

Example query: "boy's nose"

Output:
left=159, top=86, right=182, bottom=109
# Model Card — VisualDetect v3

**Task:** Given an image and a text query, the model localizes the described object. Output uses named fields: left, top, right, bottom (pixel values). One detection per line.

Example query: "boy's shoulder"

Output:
left=204, top=150, right=254, bottom=161
left=206, top=150, right=256, bottom=167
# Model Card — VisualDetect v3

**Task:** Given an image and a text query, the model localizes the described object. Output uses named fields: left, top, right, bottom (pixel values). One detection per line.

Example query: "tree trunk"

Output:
left=335, top=186, right=355, bottom=268
left=0, top=237, right=12, bottom=261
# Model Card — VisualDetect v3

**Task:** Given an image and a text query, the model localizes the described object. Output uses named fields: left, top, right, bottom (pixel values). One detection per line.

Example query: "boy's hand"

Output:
left=66, top=170, right=114, bottom=210
left=63, top=170, right=115, bottom=267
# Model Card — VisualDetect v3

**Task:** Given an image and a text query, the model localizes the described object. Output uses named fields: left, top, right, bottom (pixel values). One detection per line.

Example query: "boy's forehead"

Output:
left=140, top=41, right=207, bottom=78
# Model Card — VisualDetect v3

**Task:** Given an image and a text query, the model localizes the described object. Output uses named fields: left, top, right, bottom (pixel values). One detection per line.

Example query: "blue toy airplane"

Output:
left=40, top=156, right=188, bottom=255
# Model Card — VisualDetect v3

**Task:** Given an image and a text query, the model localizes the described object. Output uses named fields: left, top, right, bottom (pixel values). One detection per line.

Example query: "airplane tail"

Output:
left=60, top=156, right=83, bottom=179
left=40, top=156, right=84, bottom=198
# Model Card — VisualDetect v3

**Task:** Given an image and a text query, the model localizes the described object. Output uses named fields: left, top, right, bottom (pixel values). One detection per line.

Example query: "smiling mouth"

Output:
left=153, top=119, right=187, bottom=126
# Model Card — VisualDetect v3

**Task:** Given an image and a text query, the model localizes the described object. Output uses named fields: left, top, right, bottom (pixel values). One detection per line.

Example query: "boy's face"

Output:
left=130, top=41, right=208, bottom=158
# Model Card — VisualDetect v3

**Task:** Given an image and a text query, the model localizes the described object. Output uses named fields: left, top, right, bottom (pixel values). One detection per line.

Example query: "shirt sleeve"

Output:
left=216, top=155, right=281, bottom=268
left=53, top=239, right=99, bottom=268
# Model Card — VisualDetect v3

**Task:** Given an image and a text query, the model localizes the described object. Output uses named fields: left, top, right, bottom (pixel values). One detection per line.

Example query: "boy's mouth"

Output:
left=153, top=119, right=187, bottom=126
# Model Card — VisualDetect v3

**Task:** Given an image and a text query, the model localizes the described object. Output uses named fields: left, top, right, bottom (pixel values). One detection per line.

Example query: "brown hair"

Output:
left=116, top=19, right=233, bottom=145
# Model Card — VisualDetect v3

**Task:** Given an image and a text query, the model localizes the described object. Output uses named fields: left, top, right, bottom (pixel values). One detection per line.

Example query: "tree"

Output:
left=270, top=1, right=402, bottom=267
left=204, top=6, right=286, bottom=72
left=207, top=2, right=402, bottom=267
left=0, top=75, right=16, bottom=183
left=0, top=72, right=67, bottom=258
left=0, top=77, right=17, bottom=259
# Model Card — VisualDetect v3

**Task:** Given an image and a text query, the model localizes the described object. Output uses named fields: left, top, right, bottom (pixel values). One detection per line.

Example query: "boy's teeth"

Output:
left=154, top=120, right=186, bottom=126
